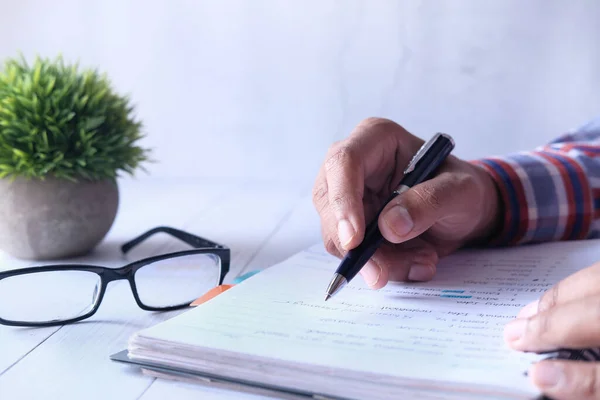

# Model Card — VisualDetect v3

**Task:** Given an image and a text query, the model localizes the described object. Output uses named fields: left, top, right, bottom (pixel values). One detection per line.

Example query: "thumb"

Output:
left=529, top=360, right=600, bottom=400
left=377, top=173, right=467, bottom=243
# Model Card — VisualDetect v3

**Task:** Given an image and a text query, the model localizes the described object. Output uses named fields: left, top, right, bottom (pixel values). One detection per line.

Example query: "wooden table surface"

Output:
left=0, top=178, right=322, bottom=400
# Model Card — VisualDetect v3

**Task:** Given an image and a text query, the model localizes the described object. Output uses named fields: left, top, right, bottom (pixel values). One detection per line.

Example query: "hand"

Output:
left=312, top=117, right=502, bottom=288
left=505, top=262, right=600, bottom=400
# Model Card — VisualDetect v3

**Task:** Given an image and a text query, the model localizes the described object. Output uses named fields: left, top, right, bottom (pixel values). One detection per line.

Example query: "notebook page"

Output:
left=130, top=239, right=600, bottom=399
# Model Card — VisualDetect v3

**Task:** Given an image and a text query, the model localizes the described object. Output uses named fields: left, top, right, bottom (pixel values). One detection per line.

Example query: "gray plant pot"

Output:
left=0, top=176, right=119, bottom=260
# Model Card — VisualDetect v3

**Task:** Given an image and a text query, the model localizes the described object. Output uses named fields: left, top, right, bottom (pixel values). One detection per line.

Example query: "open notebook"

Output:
left=120, top=239, right=600, bottom=399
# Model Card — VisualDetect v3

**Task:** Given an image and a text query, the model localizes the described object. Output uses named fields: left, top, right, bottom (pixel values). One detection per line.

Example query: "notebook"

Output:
left=121, top=239, right=600, bottom=400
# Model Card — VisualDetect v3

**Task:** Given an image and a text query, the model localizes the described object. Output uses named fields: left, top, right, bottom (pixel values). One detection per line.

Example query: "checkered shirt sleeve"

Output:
left=472, top=116, right=600, bottom=246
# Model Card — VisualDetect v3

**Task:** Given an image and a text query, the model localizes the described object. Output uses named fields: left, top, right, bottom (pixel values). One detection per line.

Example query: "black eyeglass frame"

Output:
left=0, top=226, right=230, bottom=328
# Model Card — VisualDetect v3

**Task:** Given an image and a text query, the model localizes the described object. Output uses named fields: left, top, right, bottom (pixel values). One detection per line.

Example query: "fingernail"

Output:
left=532, top=362, right=563, bottom=389
left=383, top=205, right=413, bottom=238
left=503, top=318, right=526, bottom=342
left=408, top=264, right=434, bottom=281
left=518, top=300, right=539, bottom=318
left=337, top=219, right=355, bottom=248
left=360, top=261, right=382, bottom=287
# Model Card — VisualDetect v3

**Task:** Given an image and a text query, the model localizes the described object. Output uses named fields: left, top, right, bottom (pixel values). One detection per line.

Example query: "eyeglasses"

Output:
left=0, top=226, right=230, bottom=327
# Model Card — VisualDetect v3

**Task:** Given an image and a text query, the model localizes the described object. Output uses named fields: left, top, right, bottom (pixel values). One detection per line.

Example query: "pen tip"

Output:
left=324, top=273, right=348, bottom=302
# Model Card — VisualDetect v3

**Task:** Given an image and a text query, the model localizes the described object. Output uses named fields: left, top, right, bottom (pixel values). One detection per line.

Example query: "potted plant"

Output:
left=0, top=54, right=150, bottom=260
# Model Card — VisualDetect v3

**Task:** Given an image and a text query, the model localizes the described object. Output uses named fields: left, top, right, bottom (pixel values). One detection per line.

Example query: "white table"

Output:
left=0, top=178, right=322, bottom=400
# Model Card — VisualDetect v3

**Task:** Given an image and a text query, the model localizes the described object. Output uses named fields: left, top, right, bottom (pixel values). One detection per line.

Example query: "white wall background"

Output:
left=1, top=0, right=599, bottom=187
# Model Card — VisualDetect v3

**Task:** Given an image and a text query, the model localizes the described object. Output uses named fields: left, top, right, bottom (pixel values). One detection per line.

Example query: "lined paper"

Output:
left=129, top=240, right=600, bottom=399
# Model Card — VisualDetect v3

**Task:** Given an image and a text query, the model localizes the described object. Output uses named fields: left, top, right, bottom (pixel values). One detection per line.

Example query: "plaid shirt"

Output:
left=473, top=116, right=600, bottom=246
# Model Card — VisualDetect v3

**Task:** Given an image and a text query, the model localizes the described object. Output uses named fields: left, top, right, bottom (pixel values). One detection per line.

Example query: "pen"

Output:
left=324, top=133, right=455, bottom=301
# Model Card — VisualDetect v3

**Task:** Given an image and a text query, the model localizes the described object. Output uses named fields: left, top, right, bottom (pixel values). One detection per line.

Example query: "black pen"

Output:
left=324, top=133, right=455, bottom=300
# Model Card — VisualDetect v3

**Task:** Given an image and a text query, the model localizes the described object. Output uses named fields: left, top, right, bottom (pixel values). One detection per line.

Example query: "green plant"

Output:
left=0, top=54, right=150, bottom=181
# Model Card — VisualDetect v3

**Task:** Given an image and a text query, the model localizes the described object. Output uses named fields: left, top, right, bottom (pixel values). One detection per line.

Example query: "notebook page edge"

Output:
left=127, top=336, right=538, bottom=400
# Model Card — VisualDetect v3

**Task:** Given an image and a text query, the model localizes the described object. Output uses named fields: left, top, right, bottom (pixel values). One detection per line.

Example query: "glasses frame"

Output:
left=0, top=226, right=230, bottom=327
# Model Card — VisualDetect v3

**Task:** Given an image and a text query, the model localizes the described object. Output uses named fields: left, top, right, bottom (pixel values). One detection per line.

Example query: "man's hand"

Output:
left=505, top=262, right=600, bottom=400
left=312, top=117, right=502, bottom=288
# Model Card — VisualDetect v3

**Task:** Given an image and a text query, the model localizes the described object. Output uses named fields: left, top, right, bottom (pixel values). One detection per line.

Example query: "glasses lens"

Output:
left=0, top=270, right=101, bottom=324
left=134, top=253, right=221, bottom=308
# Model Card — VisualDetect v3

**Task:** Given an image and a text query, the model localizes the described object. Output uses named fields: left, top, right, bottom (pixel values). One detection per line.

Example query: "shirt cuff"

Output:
left=470, top=150, right=595, bottom=246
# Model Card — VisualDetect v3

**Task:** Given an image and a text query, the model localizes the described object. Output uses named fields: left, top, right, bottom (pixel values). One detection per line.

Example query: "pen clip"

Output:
left=403, top=133, right=441, bottom=174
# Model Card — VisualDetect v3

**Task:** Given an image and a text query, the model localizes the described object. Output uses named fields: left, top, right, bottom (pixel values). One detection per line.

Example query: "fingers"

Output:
left=518, top=261, right=600, bottom=318
left=378, top=166, right=475, bottom=243
left=387, top=238, right=439, bottom=282
left=322, top=141, right=366, bottom=250
left=358, top=239, right=439, bottom=289
left=529, top=359, right=600, bottom=400
left=316, top=173, right=380, bottom=259
left=312, top=117, right=416, bottom=254
left=509, top=262, right=600, bottom=400
left=312, top=143, right=364, bottom=255
left=505, top=294, right=600, bottom=353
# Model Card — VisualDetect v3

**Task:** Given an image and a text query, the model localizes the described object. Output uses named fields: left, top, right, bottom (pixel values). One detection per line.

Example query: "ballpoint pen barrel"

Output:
left=401, top=134, right=455, bottom=188
left=336, top=218, right=385, bottom=283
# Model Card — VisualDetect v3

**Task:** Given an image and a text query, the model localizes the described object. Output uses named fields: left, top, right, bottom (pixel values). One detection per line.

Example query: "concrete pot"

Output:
left=0, top=176, right=119, bottom=260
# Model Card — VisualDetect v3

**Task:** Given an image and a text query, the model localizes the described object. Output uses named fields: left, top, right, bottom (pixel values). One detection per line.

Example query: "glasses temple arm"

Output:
left=121, top=226, right=227, bottom=254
